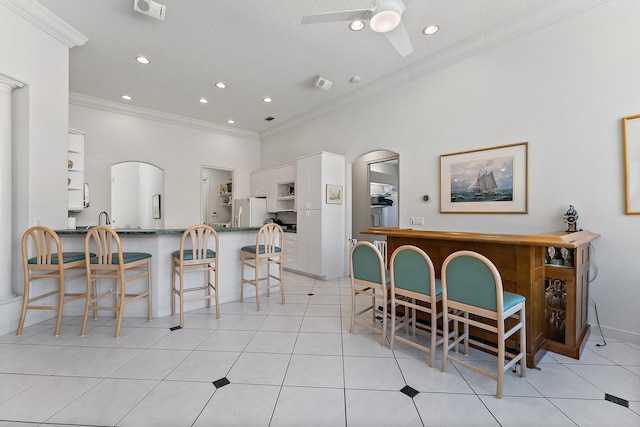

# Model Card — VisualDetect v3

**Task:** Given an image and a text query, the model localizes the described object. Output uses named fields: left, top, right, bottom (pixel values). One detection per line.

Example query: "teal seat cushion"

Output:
left=503, top=291, right=526, bottom=311
left=28, top=252, right=89, bottom=265
left=90, top=252, right=151, bottom=264
left=241, top=245, right=282, bottom=254
left=392, top=249, right=440, bottom=295
left=172, top=249, right=216, bottom=260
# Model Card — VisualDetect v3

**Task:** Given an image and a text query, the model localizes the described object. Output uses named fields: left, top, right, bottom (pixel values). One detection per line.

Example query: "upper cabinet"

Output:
left=67, top=128, right=85, bottom=212
left=296, top=152, right=343, bottom=211
left=250, top=163, right=296, bottom=213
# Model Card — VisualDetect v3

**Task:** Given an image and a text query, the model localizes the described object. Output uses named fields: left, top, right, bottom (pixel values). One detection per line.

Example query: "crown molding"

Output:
left=70, top=92, right=260, bottom=142
left=0, top=0, right=87, bottom=47
left=0, top=73, right=25, bottom=90
left=260, top=0, right=610, bottom=140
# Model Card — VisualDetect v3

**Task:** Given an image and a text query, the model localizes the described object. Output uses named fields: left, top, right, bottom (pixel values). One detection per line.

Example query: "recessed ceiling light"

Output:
left=227, top=119, right=235, bottom=124
left=135, top=56, right=150, bottom=65
left=215, top=82, right=226, bottom=89
left=263, top=97, right=272, bottom=103
left=199, top=98, right=208, bottom=104
left=349, top=20, right=365, bottom=31
left=121, top=95, right=132, bottom=100
left=422, top=25, right=439, bottom=35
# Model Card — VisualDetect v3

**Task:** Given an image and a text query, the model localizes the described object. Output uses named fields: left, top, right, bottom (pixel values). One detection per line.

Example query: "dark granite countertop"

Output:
left=55, top=226, right=262, bottom=236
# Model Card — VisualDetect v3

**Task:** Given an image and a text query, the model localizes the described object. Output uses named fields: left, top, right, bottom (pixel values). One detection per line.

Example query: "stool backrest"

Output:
left=178, top=225, right=218, bottom=263
left=255, top=223, right=283, bottom=254
left=390, top=245, right=437, bottom=296
left=350, top=241, right=385, bottom=284
left=22, top=226, right=63, bottom=266
left=442, top=250, right=503, bottom=312
left=85, top=226, right=124, bottom=265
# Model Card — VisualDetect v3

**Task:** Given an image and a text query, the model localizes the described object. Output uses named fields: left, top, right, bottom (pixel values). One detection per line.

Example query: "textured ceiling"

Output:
left=35, top=0, right=600, bottom=135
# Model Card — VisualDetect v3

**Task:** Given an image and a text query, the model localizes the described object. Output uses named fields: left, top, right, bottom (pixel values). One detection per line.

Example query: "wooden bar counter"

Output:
left=363, top=228, right=600, bottom=368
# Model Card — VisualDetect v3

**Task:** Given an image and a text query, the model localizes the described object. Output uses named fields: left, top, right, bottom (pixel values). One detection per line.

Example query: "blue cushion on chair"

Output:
left=172, top=249, right=216, bottom=260
left=90, top=252, right=151, bottom=264
left=503, top=291, right=526, bottom=311
left=28, top=252, right=88, bottom=264
left=241, top=245, right=282, bottom=254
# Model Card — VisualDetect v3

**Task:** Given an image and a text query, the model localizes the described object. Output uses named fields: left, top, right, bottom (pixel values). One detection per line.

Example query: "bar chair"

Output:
left=441, top=250, right=526, bottom=398
left=389, top=245, right=446, bottom=367
left=17, top=226, right=90, bottom=337
left=240, top=223, right=285, bottom=311
left=171, top=225, right=219, bottom=327
left=349, top=241, right=389, bottom=346
left=82, top=226, right=152, bottom=337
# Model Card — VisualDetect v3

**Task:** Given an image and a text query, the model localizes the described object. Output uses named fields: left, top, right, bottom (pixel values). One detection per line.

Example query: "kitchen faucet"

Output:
left=98, top=211, right=110, bottom=226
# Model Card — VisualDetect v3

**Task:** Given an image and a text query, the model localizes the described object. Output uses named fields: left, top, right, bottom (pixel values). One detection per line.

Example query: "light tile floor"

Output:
left=0, top=272, right=639, bottom=426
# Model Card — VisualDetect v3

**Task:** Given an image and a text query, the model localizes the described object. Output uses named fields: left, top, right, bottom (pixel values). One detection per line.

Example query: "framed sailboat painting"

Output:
left=440, top=142, right=528, bottom=213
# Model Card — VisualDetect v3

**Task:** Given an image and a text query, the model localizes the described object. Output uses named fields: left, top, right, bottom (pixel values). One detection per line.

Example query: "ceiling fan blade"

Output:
left=301, top=9, right=369, bottom=25
left=385, top=21, right=414, bottom=57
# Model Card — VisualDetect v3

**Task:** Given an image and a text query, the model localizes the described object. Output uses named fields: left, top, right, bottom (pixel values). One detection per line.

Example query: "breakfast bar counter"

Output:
left=363, top=228, right=600, bottom=367
left=56, top=226, right=262, bottom=319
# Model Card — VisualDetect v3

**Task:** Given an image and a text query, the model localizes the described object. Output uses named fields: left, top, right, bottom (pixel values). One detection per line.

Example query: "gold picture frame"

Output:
left=440, top=142, right=528, bottom=214
left=623, top=114, right=640, bottom=214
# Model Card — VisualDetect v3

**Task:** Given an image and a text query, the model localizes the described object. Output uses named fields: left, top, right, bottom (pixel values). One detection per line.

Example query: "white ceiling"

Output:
left=35, top=0, right=599, bottom=135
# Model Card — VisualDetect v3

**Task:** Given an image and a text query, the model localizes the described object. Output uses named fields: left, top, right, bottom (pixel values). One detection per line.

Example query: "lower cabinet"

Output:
left=296, top=210, right=323, bottom=277
left=283, top=232, right=297, bottom=270
left=543, top=243, right=591, bottom=359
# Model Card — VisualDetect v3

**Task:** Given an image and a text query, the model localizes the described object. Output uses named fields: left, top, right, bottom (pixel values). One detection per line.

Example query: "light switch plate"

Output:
left=410, top=216, right=424, bottom=225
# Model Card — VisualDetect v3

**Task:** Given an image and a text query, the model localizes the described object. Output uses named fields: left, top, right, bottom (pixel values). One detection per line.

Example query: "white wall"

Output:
left=1, top=0, right=79, bottom=335
left=69, top=103, right=261, bottom=229
left=260, top=0, right=640, bottom=341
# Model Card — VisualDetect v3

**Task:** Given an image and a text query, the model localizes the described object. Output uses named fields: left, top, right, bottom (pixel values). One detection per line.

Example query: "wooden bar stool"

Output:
left=17, top=226, right=89, bottom=337
left=349, top=241, right=389, bottom=346
left=441, top=250, right=527, bottom=398
left=82, top=226, right=152, bottom=337
left=240, top=223, right=285, bottom=311
left=171, top=225, right=219, bottom=327
left=389, top=245, right=446, bottom=367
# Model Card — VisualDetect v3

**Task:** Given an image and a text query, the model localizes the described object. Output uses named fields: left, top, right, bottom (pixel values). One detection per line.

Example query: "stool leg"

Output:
left=240, top=253, right=245, bottom=303
left=81, top=273, right=93, bottom=336
left=206, top=266, right=212, bottom=309
left=279, top=256, right=285, bottom=304
left=16, top=274, right=30, bottom=337
left=171, top=258, right=176, bottom=316
left=254, top=259, right=261, bottom=312
left=115, top=278, right=124, bottom=337
left=147, top=259, right=152, bottom=321
left=54, top=272, right=65, bottom=337
left=214, top=262, right=220, bottom=319
left=179, top=265, right=185, bottom=327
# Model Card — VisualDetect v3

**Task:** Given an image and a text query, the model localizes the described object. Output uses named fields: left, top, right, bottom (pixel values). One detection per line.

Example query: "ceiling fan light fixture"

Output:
left=370, top=10, right=401, bottom=33
left=349, top=20, right=365, bottom=31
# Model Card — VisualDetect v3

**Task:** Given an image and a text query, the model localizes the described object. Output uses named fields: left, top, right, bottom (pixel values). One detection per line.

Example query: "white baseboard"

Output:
left=590, top=322, right=640, bottom=345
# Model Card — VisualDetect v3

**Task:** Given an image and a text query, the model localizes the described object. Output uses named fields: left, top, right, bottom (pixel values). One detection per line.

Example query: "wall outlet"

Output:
left=410, top=216, right=424, bottom=225
left=211, top=211, right=218, bottom=217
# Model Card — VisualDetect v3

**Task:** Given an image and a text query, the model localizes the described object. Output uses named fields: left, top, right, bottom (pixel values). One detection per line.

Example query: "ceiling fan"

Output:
left=301, top=0, right=414, bottom=57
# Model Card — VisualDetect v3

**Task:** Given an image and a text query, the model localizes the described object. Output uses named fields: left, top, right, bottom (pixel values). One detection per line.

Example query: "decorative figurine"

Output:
left=564, top=204, right=579, bottom=232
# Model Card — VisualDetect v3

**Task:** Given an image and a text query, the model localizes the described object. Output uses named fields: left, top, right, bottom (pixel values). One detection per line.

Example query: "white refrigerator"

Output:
left=235, top=197, right=270, bottom=227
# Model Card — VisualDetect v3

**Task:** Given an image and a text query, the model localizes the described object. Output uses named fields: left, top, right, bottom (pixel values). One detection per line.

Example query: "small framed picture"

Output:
left=152, top=194, right=161, bottom=219
left=326, top=184, right=343, bottom=204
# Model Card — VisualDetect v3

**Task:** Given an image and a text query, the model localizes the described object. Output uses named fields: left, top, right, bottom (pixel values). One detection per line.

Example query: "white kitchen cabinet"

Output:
left=250, top=169, right=270, bottom=198
left=251, top=163, right=296, bottom=213
left=67, top=129, right=85, bottom=212
left=296, top=210, right=323, bottom=276
left=294, top=152, right=345, bottom=279
left=283, top=232, right=298, bottom=270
